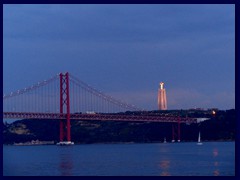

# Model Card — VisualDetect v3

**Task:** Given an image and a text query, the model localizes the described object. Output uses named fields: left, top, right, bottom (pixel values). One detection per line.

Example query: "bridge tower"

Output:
left=58, top=72, right=74, bottom=145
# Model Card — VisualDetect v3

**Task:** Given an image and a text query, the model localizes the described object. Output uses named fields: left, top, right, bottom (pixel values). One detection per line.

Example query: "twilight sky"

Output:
left=3, top=4, right=235, bottom=110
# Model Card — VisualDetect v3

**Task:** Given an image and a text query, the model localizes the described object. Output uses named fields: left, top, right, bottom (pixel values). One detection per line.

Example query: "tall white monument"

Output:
left=158, top=82, right=167, bottom=110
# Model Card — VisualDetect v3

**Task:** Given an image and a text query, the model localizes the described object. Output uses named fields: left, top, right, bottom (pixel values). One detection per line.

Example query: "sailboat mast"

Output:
left=198, top=132, right=201, bottom=142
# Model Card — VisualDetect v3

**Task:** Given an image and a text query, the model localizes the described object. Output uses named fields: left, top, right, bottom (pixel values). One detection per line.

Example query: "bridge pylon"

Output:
left=57, top=72, right=74, bottom=145
left=171, top=116, right=181, bottom=143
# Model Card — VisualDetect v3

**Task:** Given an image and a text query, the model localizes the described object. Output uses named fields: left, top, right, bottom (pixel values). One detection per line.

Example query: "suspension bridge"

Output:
left=3, top=72, right=198, bottom=145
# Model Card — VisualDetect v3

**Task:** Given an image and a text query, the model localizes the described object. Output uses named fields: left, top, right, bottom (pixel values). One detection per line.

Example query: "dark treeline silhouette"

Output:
left=3, top=109, right=235, bottom=144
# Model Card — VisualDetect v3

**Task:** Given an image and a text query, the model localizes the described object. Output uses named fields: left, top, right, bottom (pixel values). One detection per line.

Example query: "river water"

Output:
left=3, top=141, right=235, bottom=176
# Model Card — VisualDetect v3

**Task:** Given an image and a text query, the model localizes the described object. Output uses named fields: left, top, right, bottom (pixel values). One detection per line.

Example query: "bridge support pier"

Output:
left=171, top=125, right=175, bottom=142
left=57, top=72, right=74, bottom=145
left=171, top=117, right=181, bottom=143
left=178, top=117, right=181, bottom=142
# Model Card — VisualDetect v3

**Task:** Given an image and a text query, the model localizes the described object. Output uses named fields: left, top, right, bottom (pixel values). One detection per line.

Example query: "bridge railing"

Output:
left=3, top=112, right=198, bottom=124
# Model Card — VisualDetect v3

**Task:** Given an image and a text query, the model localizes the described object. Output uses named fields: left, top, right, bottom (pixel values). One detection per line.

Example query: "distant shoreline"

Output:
left=3, top=139, right=235, bottom=146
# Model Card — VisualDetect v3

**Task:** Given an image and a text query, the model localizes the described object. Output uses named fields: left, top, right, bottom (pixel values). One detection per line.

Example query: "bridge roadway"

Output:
left=3, top=112, right=198, bottom=124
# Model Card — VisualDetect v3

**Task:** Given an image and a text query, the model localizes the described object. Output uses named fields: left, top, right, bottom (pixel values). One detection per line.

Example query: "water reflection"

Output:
left=213, top=148, right=219, bottom=176
left=157, top=144, right=171, bottom=176
left=213, top=148, right=218, bottom=157
left=159, top=160, right=171, bottom=176
left=59, top=150, right=73, bottom=176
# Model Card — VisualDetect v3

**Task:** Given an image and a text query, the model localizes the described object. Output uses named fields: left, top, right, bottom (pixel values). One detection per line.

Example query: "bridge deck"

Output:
left=3, top=112, right=197, bottom=124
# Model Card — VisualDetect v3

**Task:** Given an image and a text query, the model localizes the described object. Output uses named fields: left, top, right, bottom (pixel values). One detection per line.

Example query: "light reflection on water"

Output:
left=3, top=142, right=235, bottom=176
left=158, top=144, right=171, bottom=176
left=213, top=148, right=219, bottom=176
left=59, top=151, right=73, bottom=176
left=159, top=160, right=171, bottom=176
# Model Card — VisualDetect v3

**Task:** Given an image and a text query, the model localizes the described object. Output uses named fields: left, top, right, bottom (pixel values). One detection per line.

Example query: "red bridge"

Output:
left=3, top=72, right=197, bottom=145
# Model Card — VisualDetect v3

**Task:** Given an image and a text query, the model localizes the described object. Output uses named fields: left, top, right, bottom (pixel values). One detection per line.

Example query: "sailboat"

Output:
left=197, top=131, right=203, bottom=145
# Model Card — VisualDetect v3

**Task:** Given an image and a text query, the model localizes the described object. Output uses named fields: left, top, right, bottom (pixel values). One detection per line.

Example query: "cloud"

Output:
left=167, top=88, right=235, bottom=110
left=3, top=5, right=235, bottom=111
left=108, top=91, right=156, bottom=110
left=108, top=88, right=235, bottom=110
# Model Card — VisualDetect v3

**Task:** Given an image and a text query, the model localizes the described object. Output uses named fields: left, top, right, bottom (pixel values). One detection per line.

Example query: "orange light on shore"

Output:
left=212, top=110, right=216, bottom=115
